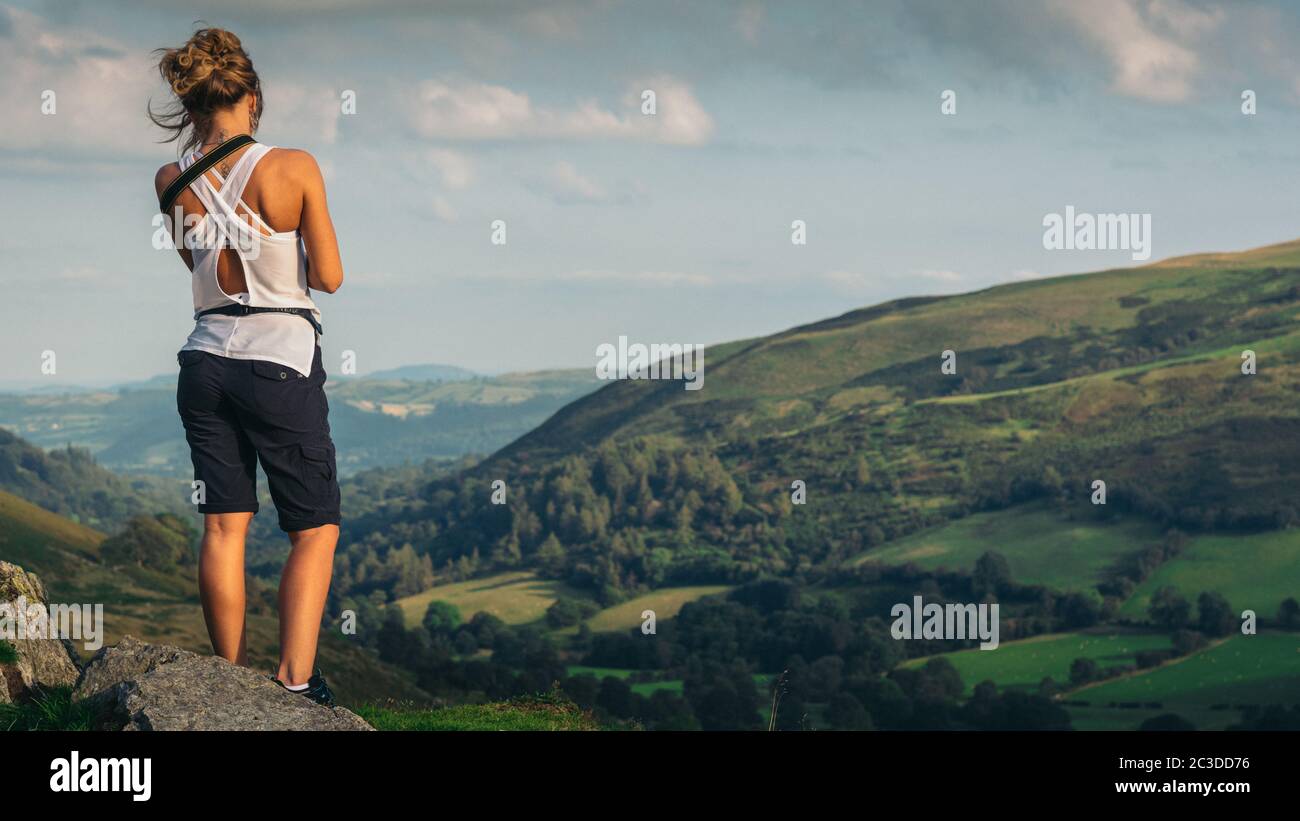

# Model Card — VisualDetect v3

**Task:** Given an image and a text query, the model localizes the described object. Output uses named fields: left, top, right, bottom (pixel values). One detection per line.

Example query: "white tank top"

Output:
left=178, top=143, right=322, bottom=378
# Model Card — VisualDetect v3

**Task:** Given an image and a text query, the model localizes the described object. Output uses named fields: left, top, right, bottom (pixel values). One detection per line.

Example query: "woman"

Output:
left=151, top=28, right=344, bottom=705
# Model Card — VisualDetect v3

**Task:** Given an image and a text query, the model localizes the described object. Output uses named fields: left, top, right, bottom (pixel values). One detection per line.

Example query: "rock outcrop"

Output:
left=74, top=636, right=374, bottom=731
left=0, top=560, right=81, bottom=704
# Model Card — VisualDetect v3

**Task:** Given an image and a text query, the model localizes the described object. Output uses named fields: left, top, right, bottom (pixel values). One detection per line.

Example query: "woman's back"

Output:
left=157, top=141, right=327, bottom=378
left=156, top=145, right=338, bottom=298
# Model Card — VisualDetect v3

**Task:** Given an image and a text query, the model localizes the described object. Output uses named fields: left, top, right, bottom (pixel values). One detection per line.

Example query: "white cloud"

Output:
left=427, top=148, right=474, bottom=189
left=0, top=7, right=157, bottom=162
left=1147, top=0, right=1225, bottom=39
left=736, top=4, right=764, bottom=45
left=0, top=6, right=339, bottom=171
left=1052, top=0, right=1214, bottom=103
left=824, top=268, right=965, bottom=294
left=430, top=194, right=457, bottom=222
left=261, top=82, right=342, bottom=146
left=408, top=75, right=713, bottom=145
left=538, top=160, right=606, bottom=203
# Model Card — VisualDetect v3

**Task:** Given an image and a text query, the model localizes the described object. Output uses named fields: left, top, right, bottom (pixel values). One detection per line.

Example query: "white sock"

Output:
left=284, top=681, right=309, bottom=692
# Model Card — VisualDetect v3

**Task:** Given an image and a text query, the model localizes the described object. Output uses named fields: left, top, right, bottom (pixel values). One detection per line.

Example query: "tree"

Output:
left=1278, top=597, right=1300, bottom=629
left=422, top=600, right=462, bottom=637
left=1148, top=586, right=1191, bottom=630
left=1196, top=591, right=1233, bottom=637
left=597, top=676, right=634, bottom=718
left=914, top=657, right=964, bottom=702
left=1039, top=465, right=1065, bottom=500
left=826, top=692, right=873, bottom=730
left=973, top=551, right=1012, bottom=598
left=855, top=456, right=871, bottom=486
left=1069, top=657, right=1099, bottom=686
left=535, top=533, right=567, bottom=577
left=1058, top=591, right=1102, bottom=628
left=642, top=690, right=699, bottom=731
left=376, top=605, right=413, bottom=665
left=1171, top=629, right=1207, bottom=656
left=1139, top=713, right=1196, bottom=731
left=100, top=514, right=195, bottom=571
left=545, top=597, right=598, bottom=628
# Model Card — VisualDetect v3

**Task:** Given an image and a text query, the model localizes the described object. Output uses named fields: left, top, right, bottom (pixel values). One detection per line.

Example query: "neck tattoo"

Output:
left=215, top=130, right=233, bottom=176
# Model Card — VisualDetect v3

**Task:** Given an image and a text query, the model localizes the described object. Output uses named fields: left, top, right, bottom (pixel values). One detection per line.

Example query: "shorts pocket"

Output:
left=250, top=359, right=310, bottom=416
left=300, top=443, right=335, bottom=482
left=176, top=350, right=211, bottom=415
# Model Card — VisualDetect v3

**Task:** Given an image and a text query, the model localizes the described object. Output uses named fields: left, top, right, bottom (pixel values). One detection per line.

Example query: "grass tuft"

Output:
left=0, top=686, right=96, bottom=731
left=357, top=687, right=603, bottom=731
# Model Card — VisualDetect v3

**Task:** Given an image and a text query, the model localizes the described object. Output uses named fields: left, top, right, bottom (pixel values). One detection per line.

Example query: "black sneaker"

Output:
left=271, top=671, right=336, bottom=708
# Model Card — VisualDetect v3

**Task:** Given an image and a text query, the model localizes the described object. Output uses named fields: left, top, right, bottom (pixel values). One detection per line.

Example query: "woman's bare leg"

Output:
left=276, top=524, right=339, bottom=686
left=198, top=512, right=253, bottom=666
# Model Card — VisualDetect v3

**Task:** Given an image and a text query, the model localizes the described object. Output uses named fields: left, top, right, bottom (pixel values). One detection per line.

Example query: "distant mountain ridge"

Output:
left=356, top=363, right=481, bottom=382
left=0, top=365, right=599, bottom=477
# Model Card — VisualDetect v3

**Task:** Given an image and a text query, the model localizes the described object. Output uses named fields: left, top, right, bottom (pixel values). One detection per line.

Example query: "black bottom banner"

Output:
left=11, top=729, right=1287, bottom=808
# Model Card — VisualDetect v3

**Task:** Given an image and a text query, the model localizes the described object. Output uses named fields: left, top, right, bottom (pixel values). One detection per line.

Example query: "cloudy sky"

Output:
left=3, top=0, right=1299, bottom=386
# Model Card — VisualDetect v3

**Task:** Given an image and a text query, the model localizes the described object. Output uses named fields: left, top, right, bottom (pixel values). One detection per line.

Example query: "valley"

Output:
left=4, top=239, right=1300, bottom=730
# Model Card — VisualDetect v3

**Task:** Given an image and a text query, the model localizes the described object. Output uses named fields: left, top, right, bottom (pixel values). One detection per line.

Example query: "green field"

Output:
left=564, top=666, right=773, bottom=698
left=1120, top=530, right=1300, bottom=621
left=901, top=631, right=1173, bottom=695
left=1067, top=632, right=1300, bottom=730
left=857, top=503, right=1162, bottom=591
left=581, top=586, right=732, bottom=632
left=358, top=693, right=600, bottom=731
left=394, top=571, right=586, bottom=627
left=396, top=573, right=731, bottom=633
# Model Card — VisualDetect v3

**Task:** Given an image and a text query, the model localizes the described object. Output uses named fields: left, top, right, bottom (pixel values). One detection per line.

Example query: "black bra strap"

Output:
left=159, top=135, right=257, bottom=215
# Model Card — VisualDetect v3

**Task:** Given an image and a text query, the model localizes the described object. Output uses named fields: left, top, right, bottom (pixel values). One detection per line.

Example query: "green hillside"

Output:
left=394, top=570, right=583, bottom=627
left=393, top=569, right=731, bottom=637
left=854, top=502, right=1161, bottom=591
left=1119, top=530, right=1300, bottom=620
left=0, top=429, right=186, bottom=534
left=1068, top=632, right=1300, bottom=730
left=330, top=240, right=1300, bottom=731
left=340, top=239, right=1300, bottom=604
left=899, top=630, right=1174, bottom=695
left=0, top=488, right=430, bottom=706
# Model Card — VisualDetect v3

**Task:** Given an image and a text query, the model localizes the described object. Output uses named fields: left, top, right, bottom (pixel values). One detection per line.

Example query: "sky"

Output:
left=2, top=0, right=1299, bottom=387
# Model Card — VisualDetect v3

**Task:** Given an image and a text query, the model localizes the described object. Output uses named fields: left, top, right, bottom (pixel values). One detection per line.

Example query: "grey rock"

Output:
left=74, top=636, right=374, bottom=731
left=0, top=560, right=82, bottom=704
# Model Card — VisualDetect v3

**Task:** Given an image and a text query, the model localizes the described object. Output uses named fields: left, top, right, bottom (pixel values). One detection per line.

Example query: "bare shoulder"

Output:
left=154, top=161, right=182, bottom=198
left=265, top=147, right=324, bottom=181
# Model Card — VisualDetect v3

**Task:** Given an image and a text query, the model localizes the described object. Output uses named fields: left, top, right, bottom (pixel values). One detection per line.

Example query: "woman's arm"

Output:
left=291, top=151, right=344, bottom=294
left=154, top=163, right=195, bottom=271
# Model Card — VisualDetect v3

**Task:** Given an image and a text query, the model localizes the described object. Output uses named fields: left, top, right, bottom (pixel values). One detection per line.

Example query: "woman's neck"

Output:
left=198, top=112, right=252, bottom=150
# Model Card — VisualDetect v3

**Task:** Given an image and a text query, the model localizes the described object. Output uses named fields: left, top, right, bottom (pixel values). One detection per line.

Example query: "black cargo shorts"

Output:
left=176, top=345, right=341, bottom=532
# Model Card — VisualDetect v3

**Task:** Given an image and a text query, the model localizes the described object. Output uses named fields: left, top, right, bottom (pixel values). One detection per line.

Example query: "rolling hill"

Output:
left=0, top=428, right=187, bottom=534
left=326, top=239, right=1300, bottom=729
left=342, top=239, right=1300, bottom=610
left=0, top=488, right=430, bottom=706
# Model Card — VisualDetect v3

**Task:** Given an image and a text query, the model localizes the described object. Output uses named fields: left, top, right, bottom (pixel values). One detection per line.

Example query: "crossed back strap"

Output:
left=159, top=134, right=257, bottom=215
